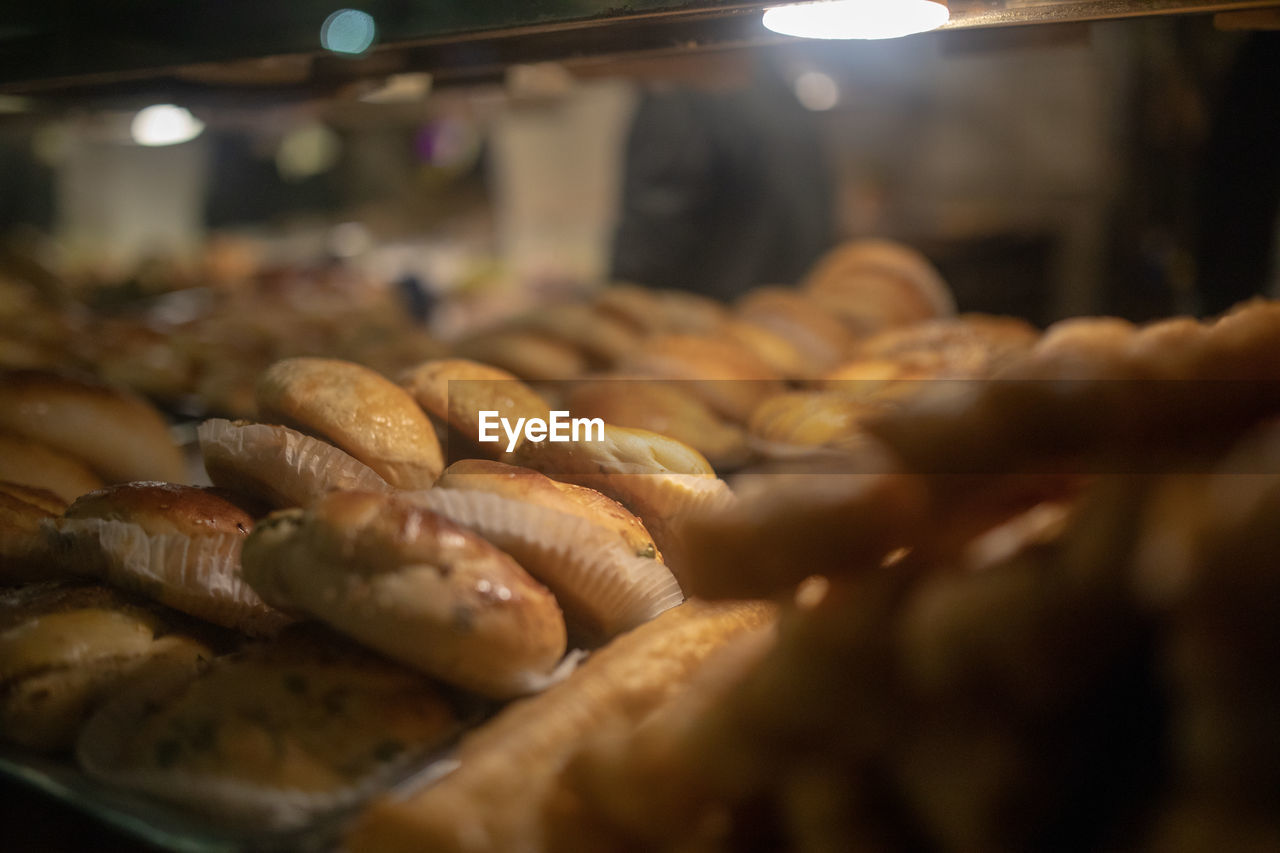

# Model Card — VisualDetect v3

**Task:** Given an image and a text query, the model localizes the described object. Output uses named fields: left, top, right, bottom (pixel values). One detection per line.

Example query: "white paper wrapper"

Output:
left=403, top=488, right=684, bottom=640
left=75, top=658, right=401, bottom=830
left=198, top=419, right=391, bottom=509
left=48, top=517, right=293, bottom=637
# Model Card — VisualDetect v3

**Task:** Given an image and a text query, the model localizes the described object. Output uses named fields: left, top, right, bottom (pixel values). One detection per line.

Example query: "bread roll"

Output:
left=515, top=423, right=734, bottom=577
left=241, top=491, right=568, bottom=699
left=454, top=332, right=587, bottom=382
left=256, top=358, right=444, bottom=489
left=618, top=334, right=785, bottom=423
left=0, top=370, right=186, bottom=484
left=57, top=483, right=288, bottom=636
left=199, top=419, right=391, bottom=509
left=565, top=379, right=751, bottom=471
left=399, top=359, right=550, bottom=459
left=0, top=582, right=213, bottom=752
left=0, top=481, right=65, bottom=582
left=345, top=599, right=775, bottom=853
left=435, top=459, right=658, bottom=560
left=0, top=431, right=104, bottom=502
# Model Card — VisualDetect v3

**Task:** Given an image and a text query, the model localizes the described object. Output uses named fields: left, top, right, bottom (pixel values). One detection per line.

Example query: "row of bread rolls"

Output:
left=1, top=348, right=780, bottom=834
left=521, top=297, right=1280, bottom=853
left=0, top=263, right=447, bottom=418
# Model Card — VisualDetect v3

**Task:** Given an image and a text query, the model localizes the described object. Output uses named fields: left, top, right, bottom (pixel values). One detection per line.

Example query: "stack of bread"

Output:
left=6, top=237, right=1280, bottom=852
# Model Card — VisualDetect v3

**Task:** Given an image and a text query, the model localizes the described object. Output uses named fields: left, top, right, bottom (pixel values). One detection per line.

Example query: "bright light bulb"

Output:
left=763, top=0, right=949, bottom=40
left=130, top=104, right=205, bottom=146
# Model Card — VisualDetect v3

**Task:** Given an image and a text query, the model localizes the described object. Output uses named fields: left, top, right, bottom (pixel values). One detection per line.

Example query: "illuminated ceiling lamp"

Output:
left=763, top=0, right=950, bottom=40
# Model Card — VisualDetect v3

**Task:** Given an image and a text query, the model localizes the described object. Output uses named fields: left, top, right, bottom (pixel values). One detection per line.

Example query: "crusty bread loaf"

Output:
left=256, top=358, right=444, bottom=489
left=0, top=370, right=186, bottom=484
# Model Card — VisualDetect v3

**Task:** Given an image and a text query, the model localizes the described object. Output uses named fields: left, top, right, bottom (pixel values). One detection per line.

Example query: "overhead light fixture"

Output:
left=130, top=104, right=205, bottom=146
left=763, top=0, right=949, bottom=40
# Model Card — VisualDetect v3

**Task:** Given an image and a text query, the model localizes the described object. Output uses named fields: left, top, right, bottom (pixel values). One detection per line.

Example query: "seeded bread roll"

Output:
left=256, top=358, right=444, bottom=489
left=0, top=431, right=105, bottom=503
left=0, top=370, right=186, bottom=485
left=241, top=491, right=568, bottom=699
left=0, top=582, right=213, bottom=752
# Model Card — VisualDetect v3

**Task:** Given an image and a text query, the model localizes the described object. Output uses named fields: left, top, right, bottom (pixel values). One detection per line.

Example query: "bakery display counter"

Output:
left=2, top=2, right=1280, bottom=851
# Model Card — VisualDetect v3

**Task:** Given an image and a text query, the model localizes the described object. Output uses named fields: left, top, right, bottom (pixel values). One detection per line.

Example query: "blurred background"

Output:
left=0, top=5, right=1277, bottom=412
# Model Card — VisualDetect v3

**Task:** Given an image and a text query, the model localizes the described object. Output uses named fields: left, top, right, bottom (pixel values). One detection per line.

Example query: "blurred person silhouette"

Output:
left=611, top=58, right=836, bottom=301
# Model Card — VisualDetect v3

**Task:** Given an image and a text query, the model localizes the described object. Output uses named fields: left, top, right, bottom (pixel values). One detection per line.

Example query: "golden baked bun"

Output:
left=256, top=358, right=444, bottom=489
left=436, top=459, right=658, bottom=560
left=58, top=483, right=288, bottom=636
left=715, top=319, right=813, bottom=379
left=454, top=331, right=587, bottom=382
left=399, top=359, right=550, bottom=459
left=565, top=379, right=751, bottom=471
left=594, top=285, right=729, bottom=336
left=346, top=599, right=775, bottom=853
left=510, top=303, right=642, bottom=367
left=618, top=334, right=785, bottom=423
left=804, top=239, right=954, bottom=333
left=64, top=482, right=257, bottom=539
left=515, top=423, right=733, bottom=577
left=0, top=582, right=213, bottom=752
left=0, top=431, right=105, bottom=503
left=748, top=390, right=888, bottom=453
left=736, top=286, right=854, bottom=373
left=241, top=491, right=568, bottom=699
left=0, top=481, right=66, bottom=582
left=0, top=370, right=186, bottom=485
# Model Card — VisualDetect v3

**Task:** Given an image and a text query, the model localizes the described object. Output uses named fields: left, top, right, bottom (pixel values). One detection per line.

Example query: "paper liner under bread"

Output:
left=75, top=654, right=413, bottom=830
left=47, top=517, right=293, bottom=637
left=198, top=419, right=391, bottom=509
left=403, top=488, right=684, bottom=641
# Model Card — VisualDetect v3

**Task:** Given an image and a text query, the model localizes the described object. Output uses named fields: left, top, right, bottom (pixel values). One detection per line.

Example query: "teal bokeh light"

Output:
left=321, top=9, right=377, bottom=55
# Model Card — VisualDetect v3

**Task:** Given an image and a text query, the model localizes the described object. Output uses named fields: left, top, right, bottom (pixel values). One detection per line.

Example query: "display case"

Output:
left=2, top=2, right=1279, bottom=851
